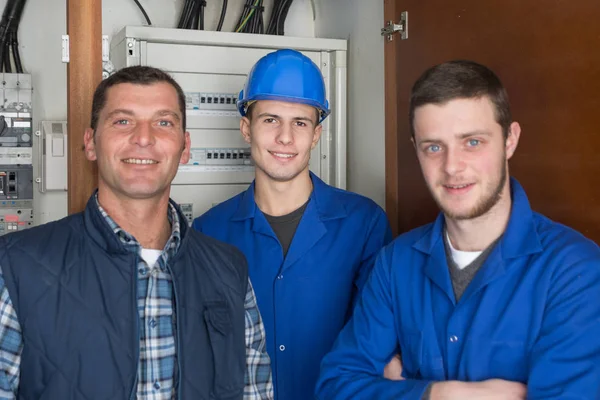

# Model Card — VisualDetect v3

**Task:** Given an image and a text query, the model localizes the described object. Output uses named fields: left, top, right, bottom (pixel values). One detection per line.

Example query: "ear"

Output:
left=505, top=121, right=521, bottom=160
left=179, top=131, right=191, bottom=164
left=84, top=128, right=97, bottom=161
left=310, top=124, right=323, bottom=150
left=240, top=117, right=252, bottom=144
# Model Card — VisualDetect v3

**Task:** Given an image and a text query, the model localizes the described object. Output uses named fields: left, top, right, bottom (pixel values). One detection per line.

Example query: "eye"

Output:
left=467, top=139, right=480, bottom=147
left=263, top=118, right=277, bottom=124
left=426, top=144, right=441, bottom=153
left=295, top=121, right=307, bottom=127
left=114, top=119, right=129, bottom=125
left=158, top=120, right=174, bottom=127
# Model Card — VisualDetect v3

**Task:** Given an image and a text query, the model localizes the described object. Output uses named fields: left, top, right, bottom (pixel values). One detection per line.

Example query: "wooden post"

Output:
left=383, top=0, right=400, bottom=236
left=67, top=0, right=101, bottom=214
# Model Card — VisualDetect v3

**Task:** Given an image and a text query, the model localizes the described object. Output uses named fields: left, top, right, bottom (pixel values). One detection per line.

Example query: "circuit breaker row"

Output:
left=0, top=73, right=33, bottom=236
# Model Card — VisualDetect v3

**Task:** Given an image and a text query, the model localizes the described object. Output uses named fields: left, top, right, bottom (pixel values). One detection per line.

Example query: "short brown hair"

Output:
left=90, top=66, right=186, bottom=131
left=409, top=60, right=512, bottom=138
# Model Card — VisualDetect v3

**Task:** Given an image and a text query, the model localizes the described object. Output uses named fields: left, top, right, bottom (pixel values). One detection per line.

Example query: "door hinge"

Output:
left=61, top=35, right=69, bottom=63
left=381, top=11, right=408, bottom=42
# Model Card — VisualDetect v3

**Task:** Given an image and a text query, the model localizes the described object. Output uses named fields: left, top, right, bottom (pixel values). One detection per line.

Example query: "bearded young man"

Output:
left=316, top=60, right=600, bottom=399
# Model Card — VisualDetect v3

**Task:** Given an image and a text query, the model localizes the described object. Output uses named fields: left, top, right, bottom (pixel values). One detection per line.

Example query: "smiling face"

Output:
left=84, top=82, right=190, bottom=203
left=240, top=100, right=322, bottom=184
left=413, top=96, right=520, bottom=221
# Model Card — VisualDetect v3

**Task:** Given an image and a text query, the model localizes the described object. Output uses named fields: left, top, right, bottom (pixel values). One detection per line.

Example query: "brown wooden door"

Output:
left=384, top=0, right=600, bottom=244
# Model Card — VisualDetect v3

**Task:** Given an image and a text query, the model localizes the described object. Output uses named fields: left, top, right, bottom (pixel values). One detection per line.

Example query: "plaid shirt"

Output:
left=0, top=200, right=273, bottom=399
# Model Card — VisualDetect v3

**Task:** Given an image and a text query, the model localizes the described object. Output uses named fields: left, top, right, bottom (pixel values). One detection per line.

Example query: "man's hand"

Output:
left=383, top=354, right=404, bottom=380
left=430, top=379, right=526, bottom=400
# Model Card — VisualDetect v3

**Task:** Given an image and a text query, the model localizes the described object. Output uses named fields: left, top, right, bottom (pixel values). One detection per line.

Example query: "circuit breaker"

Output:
left=111, top=27, right=347, bottom=222
left=0, top=73, right=34, bottom=235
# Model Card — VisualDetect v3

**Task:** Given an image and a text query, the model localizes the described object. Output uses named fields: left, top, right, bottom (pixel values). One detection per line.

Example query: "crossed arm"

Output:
left=315, top=249, right=600, bottom=399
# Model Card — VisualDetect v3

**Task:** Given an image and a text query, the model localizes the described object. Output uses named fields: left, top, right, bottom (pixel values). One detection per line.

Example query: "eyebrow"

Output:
left=417, top=130, right=491, bottom=145
left=103, top=109, right=181, bottom=121
left=256, top=112, right=316, bottom=124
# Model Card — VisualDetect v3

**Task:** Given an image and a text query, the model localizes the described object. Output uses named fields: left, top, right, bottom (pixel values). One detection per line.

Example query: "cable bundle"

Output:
left=266, top=0, right=293, bottom=35
left=177, top=0, right=208, bottom=30
left=133, top=0, right=152, bottom=25
left=0, top=0, right=26, bottom=73
left=235, top=0, right=264, bottom=34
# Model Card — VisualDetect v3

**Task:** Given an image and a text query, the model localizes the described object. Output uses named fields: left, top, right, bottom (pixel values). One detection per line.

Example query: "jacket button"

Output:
left=449, top=335, right=458, bottom=343
left=279, top=345, right=286, bottom=351
left=277, top=274, right=283, bottom=280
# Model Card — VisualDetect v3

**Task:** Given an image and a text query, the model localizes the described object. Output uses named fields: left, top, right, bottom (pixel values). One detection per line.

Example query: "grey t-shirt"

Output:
left=443, top=231, right=501, bottom=302
left=263, top=200, right=309, bottom=258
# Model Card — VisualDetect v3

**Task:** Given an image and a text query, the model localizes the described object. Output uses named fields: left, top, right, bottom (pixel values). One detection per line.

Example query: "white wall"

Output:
left=0, top=0, right=314, bottom=224
left=314, top=0, right=386, bottom=208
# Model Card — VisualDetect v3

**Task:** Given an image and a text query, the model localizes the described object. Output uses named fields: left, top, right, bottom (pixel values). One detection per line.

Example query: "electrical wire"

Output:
left=177, top=0, right=206, bottom=30
left=216, top=0, right=227, bottom=31
left=133, top=0, right=152, bottom=26
left=10, top=32, right=22, bottom=73
left=235, top=0, right=263, bottom=33
left=266, top=0, right=293, bottom=35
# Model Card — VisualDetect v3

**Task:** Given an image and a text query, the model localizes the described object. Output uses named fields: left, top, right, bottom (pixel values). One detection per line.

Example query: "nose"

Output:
left=443, top=146, right=466, bottom=176
left=276, top=122, right=293, bottom=145
left=130, top=121, right=155, bottom=147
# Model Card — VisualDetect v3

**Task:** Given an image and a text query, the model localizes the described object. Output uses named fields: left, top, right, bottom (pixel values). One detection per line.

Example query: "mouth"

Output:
left=269, top=151, right=297, bottom=160
left=122, top=158, right=159, bottom=165
left=443, top=182, right=474, bottom=193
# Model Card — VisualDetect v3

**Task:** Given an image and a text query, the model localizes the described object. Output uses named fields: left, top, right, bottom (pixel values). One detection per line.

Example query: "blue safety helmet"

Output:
left=237, top=49, right=331, bottom=123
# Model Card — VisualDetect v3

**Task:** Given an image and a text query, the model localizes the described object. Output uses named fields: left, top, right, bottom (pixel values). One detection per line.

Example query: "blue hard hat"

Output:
left=237, top=49, right=331, bottom=123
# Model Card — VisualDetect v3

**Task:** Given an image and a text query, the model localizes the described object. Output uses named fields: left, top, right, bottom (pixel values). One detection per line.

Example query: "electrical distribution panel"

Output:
left=111, top=27, right=347, bottom=222
left=0, top=73, right=34, bottom=235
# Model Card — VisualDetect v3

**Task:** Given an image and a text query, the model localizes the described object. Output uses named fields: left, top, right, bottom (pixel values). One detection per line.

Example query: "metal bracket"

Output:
left=381, top=11, right=408, bottom=42
left=61, top=35, right=69, bottom=63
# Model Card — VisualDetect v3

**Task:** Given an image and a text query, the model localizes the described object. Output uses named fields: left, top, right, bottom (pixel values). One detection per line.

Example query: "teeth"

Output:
left=123, top=158, right=157, bottom=164
left=448, top=184, right=469, bottom=189
left=273, top=152, right=294, bottom=158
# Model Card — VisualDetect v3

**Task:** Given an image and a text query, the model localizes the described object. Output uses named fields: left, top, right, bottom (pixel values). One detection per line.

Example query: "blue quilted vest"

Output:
left=0, top=195, right=247, bottom=399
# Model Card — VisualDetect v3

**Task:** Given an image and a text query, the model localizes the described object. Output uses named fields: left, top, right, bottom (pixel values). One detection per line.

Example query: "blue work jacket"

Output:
left=317, top=178, right=600, bottom=399
left=193, top=172, right=392, bottom=400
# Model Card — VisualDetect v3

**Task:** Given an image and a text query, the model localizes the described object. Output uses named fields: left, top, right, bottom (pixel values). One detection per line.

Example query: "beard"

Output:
left=436, top=159, right=508, bottom=221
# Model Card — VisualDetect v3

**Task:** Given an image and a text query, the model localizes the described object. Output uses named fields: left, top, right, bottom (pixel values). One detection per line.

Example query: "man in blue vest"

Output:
left=316, top=60, right=600, bottom=399
left=0, top=66, right=273, bottom=399
left=193, top=49, right=393, bottom=400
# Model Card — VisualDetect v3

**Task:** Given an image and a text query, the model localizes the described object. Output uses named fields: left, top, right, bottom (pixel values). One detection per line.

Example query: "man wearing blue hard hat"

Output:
left=193, top=49, right=393, bottom=399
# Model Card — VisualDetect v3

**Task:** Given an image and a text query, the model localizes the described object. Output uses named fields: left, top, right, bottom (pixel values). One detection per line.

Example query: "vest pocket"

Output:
left=204, top=301, right=244, bottom=399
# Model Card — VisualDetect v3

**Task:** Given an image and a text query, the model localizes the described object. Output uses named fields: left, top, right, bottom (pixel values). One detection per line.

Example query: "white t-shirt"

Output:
left=446, top=232, right=483, bottom=270
left=140, top=248, right=162, bottom=268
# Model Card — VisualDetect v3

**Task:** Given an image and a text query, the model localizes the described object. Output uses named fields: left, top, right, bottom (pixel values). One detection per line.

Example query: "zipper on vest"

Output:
left=130, top=253, right=141, bottom=400
left=165, top=261, right=183, bottom=400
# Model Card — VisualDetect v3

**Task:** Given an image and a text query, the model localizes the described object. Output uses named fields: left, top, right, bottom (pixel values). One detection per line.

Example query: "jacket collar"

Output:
left=413, top=178, right=543, bottom=303
left=83, top=190, right=190, bottom=256
left=413, top=177, right=543, bottom=259
left=231, top=171, right=347, bottom=222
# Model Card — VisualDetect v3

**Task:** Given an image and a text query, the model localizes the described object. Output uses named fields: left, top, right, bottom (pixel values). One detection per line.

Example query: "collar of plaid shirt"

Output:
left=95, top=194, right=182, bottom=265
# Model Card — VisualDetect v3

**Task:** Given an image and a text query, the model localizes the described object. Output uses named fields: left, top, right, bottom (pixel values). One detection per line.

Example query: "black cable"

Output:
left=199, top=0, right=206, bottom=30
left=189, top=0, right=199, bottom=29
left=278, top=0, right=293, bottom=35
left=216, top=0, right=227, bottom=31
left=0, top=0, right=19, bottom=72
left=10, top=32, right=22, bottom=73
left=133, top=0, right=152, bottom=26
left=177, top=0, right=191, bottom=28
left=3, top=41, right=11, bottom=72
